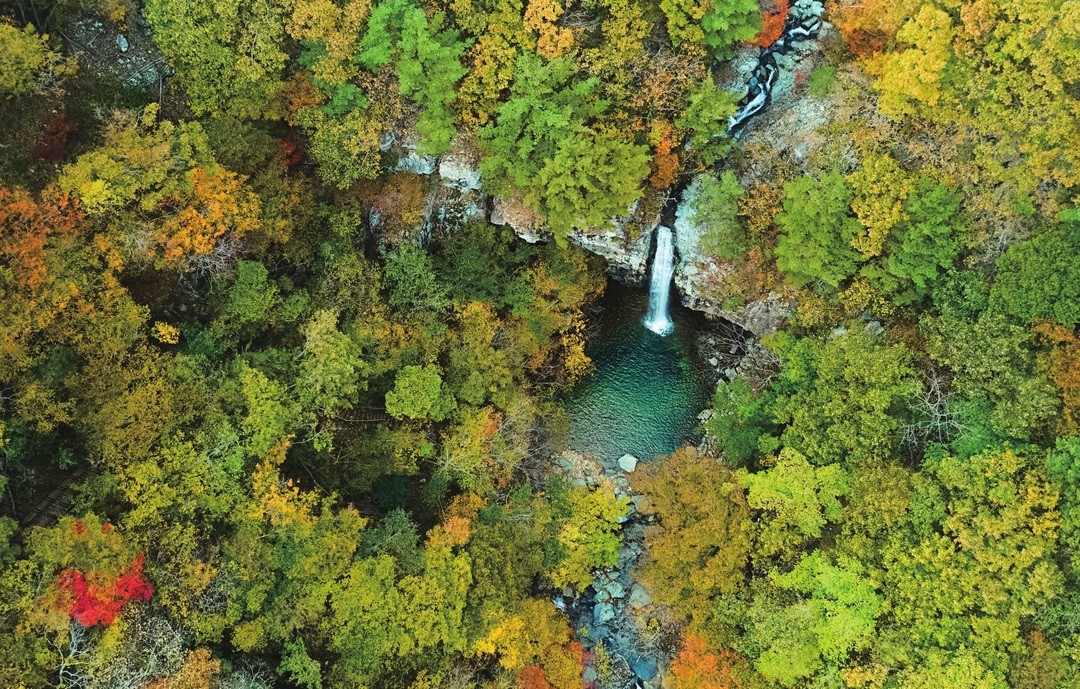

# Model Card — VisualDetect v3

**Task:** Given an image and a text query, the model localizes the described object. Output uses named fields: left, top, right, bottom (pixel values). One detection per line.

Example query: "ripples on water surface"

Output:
left=565, top=282, right=710, bottom=464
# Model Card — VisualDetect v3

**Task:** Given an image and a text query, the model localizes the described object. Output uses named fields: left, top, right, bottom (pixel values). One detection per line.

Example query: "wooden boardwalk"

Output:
left=20, top=465, right=90, bottom=528
left=341, top=409, right=394, bottom=425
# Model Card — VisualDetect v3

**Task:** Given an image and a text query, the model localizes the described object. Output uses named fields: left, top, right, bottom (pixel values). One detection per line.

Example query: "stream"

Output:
left=558, top=1, right=825, bottom=686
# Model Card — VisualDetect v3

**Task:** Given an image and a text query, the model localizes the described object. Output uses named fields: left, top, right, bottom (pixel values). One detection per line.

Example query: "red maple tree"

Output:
left=517, top=665, right=553, bottom=689
left=52, top=518, right=153, bottom=626
left=57, top=548, right=153, bottom=626
left=30, top=113, right=75, bottom=163
left=749, top=0, right=790, bottom=47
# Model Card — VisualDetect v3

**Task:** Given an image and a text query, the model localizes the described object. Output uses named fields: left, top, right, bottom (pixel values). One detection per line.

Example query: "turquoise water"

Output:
left=565, top=282, right=710, bottom=464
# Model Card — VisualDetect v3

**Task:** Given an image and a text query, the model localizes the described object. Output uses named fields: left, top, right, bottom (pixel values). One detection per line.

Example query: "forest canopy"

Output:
left=1, top=0, right=1079, bottom=686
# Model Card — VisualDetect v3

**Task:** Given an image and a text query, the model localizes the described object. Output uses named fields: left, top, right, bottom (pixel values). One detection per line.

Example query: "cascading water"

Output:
left=643, top=226, right=676, bottom=336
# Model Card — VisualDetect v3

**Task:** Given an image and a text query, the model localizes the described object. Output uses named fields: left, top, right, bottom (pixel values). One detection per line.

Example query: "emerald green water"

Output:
left=565, top=282, right=710, bottom=464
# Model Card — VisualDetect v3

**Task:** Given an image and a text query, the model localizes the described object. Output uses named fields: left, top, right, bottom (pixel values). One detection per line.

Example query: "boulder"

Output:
left=593, top=602, right=616, bottom=626
left=628, top=584, right=652, bottom=608
left=605, top=581, right=626, bottom=599
left=628, top=655, right=659, bottom=681
left=618, top=454, right=639, bottom=472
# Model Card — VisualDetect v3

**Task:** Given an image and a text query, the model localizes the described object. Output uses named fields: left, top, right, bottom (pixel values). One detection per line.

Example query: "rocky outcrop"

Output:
left=566, top=220, right=656, bottom=286
left=490, top=197, right=659, bottom=286
left=671, top=176, right=793, bottom=336
left=421, top=103, right=815, bottom=336
left=437, top=135, right=483, bottom=191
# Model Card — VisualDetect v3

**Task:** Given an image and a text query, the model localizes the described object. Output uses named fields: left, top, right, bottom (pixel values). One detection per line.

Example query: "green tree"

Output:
left=767, top=327, right=919, bottom=466
left=384, top=243, right=450, bottom=319
left=690, top=171, right=747, bottom=262
left=1046, top=437, right=1080, bottom=575
left=775, top=171, right=862, bottom=290
left=480, top=53, right=603, bottom=193
left=223, top=440, right=367, bottom=656
left=704, top=376, right=774, bottom=466
left=299, top=310, right=368, bottom=427
left=770, top=552, right=882, bottom=665
left=546, top=480, right=628, bottom=591
left=659, top=0, right=760, bottom=57
left=385, top=364, right=457, bottom=422
left=294, top=106, right=385, bottom=189
left=739, top=448, right=850, bottom=561
left=144, top=0, right=293, bottom=118
left=675, top=79, right=739, bottom=168
left=699, top=0, right=761, bottom=56
left=480, top=53, right=647, bottom=243
left=239, top=363, right=301, bottom=460
left=0, top=21, right=64, bottom=98
left=882, top=446, right=1063, bottom=671
left=525, top=128, right=649, bottom=241
left=990, top=221, right=1080, bottom=329
left=922, top=312, right=1059, bottom=440
left=397, top=9, right=469, bottom=155
left=861, top=176, right=962, bottom=305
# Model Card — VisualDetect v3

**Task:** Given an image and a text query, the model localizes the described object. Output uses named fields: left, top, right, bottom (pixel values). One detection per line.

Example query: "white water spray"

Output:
left=644, top=226, right=675, bottom=336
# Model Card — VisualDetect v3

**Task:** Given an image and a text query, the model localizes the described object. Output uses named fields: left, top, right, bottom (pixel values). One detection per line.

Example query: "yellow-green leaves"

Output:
left=0, top=22, right=65, bottom=98
left=871, top=5, right=955, bottom=117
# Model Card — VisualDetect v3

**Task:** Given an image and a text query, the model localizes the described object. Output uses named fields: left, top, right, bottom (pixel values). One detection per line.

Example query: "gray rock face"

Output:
left=395, top=150, right=436, bottom=176
left=437, top=137, right=482, bottom=191
left=593, top=602, right=616, bottom=626
left=618, top=454, right=639, bottom=473
left=629, top=655, right=659, bottom=681
left=565, top=214, right=656, bottom=286
left=489, top=197, right=545, bottom=243
left=491, top=196, right=658, bottom=284
left=669, top=175, right=794, bottom=336
left=438, top=158, right=481, bottom=191
left=628, top=583, right=652, bottom=608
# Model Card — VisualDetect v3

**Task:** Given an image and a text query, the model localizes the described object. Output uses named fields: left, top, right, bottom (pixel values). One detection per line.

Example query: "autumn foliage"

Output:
left=1034, top=320, right=1080, bottom=435
left=517, top=665, right=553, bottom=689
left=749, top=0, right=789, bottom=48
left=50, top=519, right=153, bottom=626
left=665, top=634, right=745, bottom=689
left=59, top=552, right=153, bottom=626
left=159, top=168, right=261, bottom=261
left=30, top=113, right=75, bottom=163
left=650, top=130, right=680, bottom=189
left=826, top=0, right=907, bottom=57
left=0, top=186, right=84, bottom=289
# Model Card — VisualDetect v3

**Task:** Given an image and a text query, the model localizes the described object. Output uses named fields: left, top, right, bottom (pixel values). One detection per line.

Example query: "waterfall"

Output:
left=644, top=226, right=675, bottom=336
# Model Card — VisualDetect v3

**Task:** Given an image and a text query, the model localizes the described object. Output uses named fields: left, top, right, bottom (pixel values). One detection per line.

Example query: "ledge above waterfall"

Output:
left=491, top=196, right=660, bottom=285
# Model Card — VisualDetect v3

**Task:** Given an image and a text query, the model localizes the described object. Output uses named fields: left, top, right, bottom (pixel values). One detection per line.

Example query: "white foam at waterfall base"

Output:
left=644, top=226, right=675, bottom=336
